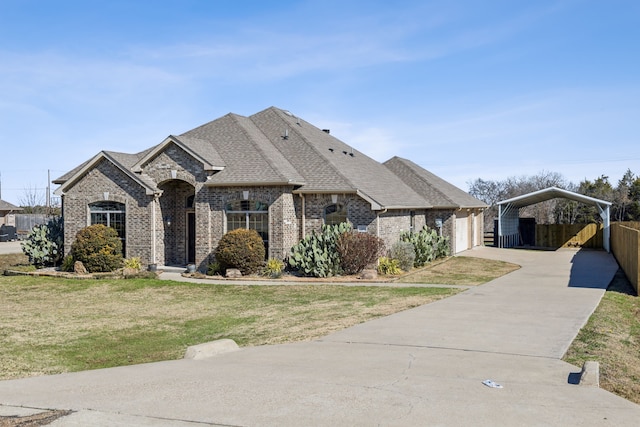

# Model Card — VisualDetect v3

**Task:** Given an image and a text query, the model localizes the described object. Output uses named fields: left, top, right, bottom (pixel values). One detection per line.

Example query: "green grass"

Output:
left=0, top=274, right=459, bottom=379
left=395, top=256, right=520, bottom=285
left=564, top=268, right=640, bottom=404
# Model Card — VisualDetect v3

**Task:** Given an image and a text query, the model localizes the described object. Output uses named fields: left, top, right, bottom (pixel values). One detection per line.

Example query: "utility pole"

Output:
left=46, top=169, right=51, bottom=215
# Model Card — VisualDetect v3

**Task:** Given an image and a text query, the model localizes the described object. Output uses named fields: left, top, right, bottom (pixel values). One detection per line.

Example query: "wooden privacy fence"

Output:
left=610, top=222, right=640, bottom=294
left=535, top=223, right=603, bottom=249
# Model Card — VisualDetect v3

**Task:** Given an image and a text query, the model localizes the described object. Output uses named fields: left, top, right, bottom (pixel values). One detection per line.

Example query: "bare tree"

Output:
left=19, top=183, right=46, bottom=214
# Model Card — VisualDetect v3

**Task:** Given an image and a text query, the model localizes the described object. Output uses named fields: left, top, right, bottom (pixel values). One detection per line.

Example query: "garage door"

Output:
left=455, top=211, right=469, bottom=253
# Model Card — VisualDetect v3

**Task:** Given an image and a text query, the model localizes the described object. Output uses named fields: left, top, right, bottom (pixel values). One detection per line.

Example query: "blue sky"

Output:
left=1, top=0, right=639, bottom=206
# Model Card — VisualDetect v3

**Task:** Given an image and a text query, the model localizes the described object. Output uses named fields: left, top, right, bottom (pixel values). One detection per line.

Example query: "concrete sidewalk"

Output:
left=1, top=247, right=639, bottom=426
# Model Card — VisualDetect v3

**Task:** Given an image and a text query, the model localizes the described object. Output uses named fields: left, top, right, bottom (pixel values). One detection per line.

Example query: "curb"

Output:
left=579, top=361, right=600, bottom=387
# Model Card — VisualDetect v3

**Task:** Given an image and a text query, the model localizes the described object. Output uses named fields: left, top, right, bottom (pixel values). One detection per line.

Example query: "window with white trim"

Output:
left=89, top=201, right=126, bottom=254
left=225, top=199, right=269, bottom=253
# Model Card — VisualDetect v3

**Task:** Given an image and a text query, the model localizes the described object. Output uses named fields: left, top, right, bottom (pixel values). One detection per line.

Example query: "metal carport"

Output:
left=496, top=186, right=611, bottom=252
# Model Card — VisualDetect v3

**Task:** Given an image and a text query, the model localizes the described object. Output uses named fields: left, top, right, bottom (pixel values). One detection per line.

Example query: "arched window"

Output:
left=225, top=199, right=269, bottom=254
left=324, top=203, right=347, bottom=226
left=89, top=201, right=126, bottom=254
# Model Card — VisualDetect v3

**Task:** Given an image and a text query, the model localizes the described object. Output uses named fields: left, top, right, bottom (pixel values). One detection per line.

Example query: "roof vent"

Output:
left=328, top=148, right=334, bottom=153
left=322, top=129, right=330, bottom=134
left=283, top=129, right=289, bottom=140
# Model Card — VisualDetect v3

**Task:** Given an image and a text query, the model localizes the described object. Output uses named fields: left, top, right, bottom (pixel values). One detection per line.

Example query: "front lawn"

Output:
left=564, top=268, right=640, bottom=404
left=0, top=274, right=459, bottom=380
left=395, top=256, right=520, bottom=285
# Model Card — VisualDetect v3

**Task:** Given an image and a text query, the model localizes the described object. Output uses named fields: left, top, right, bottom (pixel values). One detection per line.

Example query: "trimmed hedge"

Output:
left=215, top=229, right=265, bottom=275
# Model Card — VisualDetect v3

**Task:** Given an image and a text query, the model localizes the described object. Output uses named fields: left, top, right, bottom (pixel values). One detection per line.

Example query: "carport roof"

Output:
left=497, top=186, right=612, bottom=209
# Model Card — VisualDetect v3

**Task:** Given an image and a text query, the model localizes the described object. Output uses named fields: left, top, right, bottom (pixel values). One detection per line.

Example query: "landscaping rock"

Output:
left=74, top=261, right=88, bottom=274
left=225, top=268, right=242, bottom=278
left=359, top=269, right=377, bottom=280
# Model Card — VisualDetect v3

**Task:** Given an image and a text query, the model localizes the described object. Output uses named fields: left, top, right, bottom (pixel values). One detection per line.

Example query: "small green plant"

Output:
left=21, top=216, right=64, bottom=268
left=70, top=224, right=123, bottom=273
left=207, top=261, right=222, bottom=276
left=124, top=257, right=142, bottom=270
left=289, top=222, right=351, bottom=277
left=389, top=241, right=416, bottom=271
left=377, top=257, right=402, bottom=275
left=61, top=255, right=75, bottom=272
left=214, top=229, right=265, bottom=275
left=264, top=258, right=285, bottom=278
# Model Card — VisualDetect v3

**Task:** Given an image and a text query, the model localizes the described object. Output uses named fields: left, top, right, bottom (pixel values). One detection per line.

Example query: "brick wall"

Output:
left=61, top=159, right=154, bottom=264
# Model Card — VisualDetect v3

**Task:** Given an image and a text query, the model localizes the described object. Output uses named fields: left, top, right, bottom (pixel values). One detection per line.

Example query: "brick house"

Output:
left=54, top=107, right=486, bottom=270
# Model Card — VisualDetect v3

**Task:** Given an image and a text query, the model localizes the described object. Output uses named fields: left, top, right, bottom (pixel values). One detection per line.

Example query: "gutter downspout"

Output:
left=300, top=194, right=306, bottom=240
left=152, top=195, right=159, bottom=266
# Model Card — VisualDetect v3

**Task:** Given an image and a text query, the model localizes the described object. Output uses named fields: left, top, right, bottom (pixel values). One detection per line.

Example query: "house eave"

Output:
left=205, top=180, right=306, bottom=187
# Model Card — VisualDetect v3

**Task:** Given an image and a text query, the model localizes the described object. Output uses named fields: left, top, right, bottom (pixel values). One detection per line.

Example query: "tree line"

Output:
left=468, top=169, right=640, bottom=227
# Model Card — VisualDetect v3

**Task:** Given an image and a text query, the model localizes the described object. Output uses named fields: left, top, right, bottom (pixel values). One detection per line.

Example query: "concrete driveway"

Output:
left=0, top=247, right=639, bottom=426
left=0, top=240, right=22, bottom=255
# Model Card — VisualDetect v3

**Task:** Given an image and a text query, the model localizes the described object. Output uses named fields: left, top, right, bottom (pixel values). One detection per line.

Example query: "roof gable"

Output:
left=54, top=151, right=158, bottom=196
left=131, top=135, right=225, bottom=173
left=384, top=156, right=487, bottom=209
left=497, top=186, right=612, bottom=208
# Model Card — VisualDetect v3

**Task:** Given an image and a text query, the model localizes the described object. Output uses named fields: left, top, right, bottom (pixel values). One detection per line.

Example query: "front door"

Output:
left=187, top=212, right=196, bottom=264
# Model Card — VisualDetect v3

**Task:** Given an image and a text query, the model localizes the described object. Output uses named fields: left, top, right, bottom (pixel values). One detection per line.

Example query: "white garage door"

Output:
left=455, top=211, right=469, bottom=253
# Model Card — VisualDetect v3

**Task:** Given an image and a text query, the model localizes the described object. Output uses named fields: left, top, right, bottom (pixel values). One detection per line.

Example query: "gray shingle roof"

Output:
left=181, top=113, right=305, bottom=185
left=57, top=107, right=479, bottom=211
left=0, top=199, right=22, bottom=211
left=248, top=107, right=429, bottom=208
left=384, top=156, right=487, bottom=209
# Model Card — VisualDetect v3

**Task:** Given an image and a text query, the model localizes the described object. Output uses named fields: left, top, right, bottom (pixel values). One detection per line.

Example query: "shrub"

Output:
left=400, top=225, right=449, bottom=267
left=289, top=223, right=351, bottom=277
left=264, top=258, right=285, bottom=278
left=207, top=261, right=222, bottom=276
left=70, top=224, right=123, bottom=273
left=21, top=216, right=64, bottom=268
left=389, top=241, right=416, bottom=271
left=124, top=257, right=142, bottom=270
left=336, top=231, right=385, bottom=275
left=214, top=229, right=265, bottom=275
left=377, top=257, right=402, bottom=275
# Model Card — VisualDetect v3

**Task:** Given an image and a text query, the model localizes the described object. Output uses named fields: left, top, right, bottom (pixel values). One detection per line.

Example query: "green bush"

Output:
left=289, top=223, right=351, bottom=277
left=336, top=231, right=385, bottom=275
left=70, top=224, right=123, bottom=273
left=400, top=226, right=449, bottom=267
left=263, top=258, right=285, bottom=278
left=214, top=229, right=265, bottom=275
left=124, top=257, right=142, bottom=270
left=377, top=257, right=402, bottom=275
left=389, top=241, right=416, bottom=271
left=21, top=216, right=64, bottom=268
